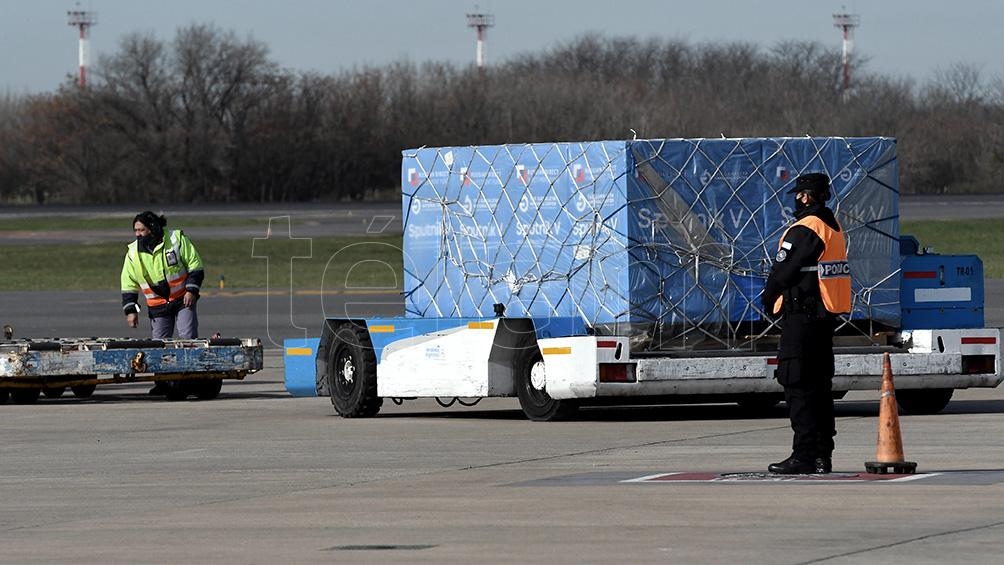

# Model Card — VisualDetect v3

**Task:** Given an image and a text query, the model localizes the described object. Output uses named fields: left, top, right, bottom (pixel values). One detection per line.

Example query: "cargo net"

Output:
left=402, top=137, right=900, bottom=351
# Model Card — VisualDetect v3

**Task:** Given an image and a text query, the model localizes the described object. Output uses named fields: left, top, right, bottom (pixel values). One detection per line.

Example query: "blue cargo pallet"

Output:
left=400, top=137, right=901, bottom=334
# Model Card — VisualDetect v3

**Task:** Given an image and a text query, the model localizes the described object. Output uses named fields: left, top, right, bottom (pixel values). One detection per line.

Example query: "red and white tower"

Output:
left=466, top=12, right=495, bottom=68
left=67, top=8, right=97, bottom=88
left=832, top=11, right=860, bottom=97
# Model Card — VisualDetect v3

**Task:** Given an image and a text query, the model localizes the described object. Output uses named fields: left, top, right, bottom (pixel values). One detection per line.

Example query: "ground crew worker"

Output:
left=762, top=172, right=851, bottom=474
left=121, top=212, right=205, bottom=392
left=122, top=211, right=205, bottom=337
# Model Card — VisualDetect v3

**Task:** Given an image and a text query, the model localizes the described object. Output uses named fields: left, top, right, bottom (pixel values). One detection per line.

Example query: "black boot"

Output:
left=768, top=455, right=816, bottom=474
left=815, top=457, right=832, bottom=474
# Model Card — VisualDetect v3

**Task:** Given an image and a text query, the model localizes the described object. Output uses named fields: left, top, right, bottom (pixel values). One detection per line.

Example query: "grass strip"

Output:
left=0, top=234, right=404, bottom=291
left=0, top=215, right=289, bottom=231
left=0, top=219, right=999, bottom=292
left=901, top=219, right=1004, bottom=278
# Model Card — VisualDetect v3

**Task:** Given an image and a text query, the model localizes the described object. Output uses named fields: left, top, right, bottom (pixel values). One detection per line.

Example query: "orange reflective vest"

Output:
left=772, top=215, right=851, bottom=315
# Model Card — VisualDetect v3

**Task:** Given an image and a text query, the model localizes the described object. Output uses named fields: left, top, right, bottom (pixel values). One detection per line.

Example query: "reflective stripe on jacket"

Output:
left=121, top=230, right=204, bottom=309
left=772, top=215, right=851, bottom=315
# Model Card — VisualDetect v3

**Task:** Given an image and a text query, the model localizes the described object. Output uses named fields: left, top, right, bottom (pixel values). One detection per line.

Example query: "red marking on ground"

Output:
left=637, top=472, right=920, bottom=482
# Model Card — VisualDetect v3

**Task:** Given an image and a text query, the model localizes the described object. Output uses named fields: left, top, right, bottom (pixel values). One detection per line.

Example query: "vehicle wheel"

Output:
left=327, top=323, right=382, bottom=417
left=71, top=383, right=97, bottom=398
left=11, top=388, right=42, bottom=404
left=515, top=347, right=576, bottom=421
left=896, top=388, right=954, bottom=415
left=736, top=393, right=783, bottom=413
left=43, top=386, right=67, bottom=398
left=194, top=378, right=223, bottom=400
left=164, top=381, right=190, bottom=401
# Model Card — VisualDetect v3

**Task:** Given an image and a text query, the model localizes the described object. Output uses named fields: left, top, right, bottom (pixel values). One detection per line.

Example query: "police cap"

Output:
left=787, top=172, right=831, bottom=195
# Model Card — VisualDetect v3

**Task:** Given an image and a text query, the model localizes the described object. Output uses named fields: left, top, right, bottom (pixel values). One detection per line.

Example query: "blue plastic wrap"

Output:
left=401, top=137, right=900, bottom=349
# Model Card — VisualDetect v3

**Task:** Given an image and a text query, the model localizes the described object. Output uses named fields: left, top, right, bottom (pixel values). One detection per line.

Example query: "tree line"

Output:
left=1, top=25, right=1002, bottom=204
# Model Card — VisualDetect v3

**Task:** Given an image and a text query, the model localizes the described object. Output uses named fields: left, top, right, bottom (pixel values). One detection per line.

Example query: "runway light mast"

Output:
left=67, top=7, right=97, bottom=88
left=466, top=12, right=495, bottom=68
left=832, top=10, right=860, bottom=98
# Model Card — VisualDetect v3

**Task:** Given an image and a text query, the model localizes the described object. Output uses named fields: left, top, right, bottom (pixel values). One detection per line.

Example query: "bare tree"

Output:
left=3, top=31, right=1004, bottom=203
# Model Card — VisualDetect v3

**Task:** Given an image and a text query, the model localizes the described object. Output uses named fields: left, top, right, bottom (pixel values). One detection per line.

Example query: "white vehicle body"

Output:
left=299, top=317, right=1001, bottom=420
left=375, top=323, right=1000, bottom=400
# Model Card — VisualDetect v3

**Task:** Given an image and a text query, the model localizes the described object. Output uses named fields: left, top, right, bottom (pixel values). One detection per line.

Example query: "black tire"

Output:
left=43, top=386, right=67, bottom=399
left=164, top=381, right=190, bottom=401
left=896, top=388, right=954, bottom=415
left=514, top=347, right=577, bottom=421
left=71, top=383, right=97, bottom=398
left=194, top=378, right=223, bottom=400
left=327, top=324, right=382, bottom=417
left=11, top=387, right=41, bottom=404
left=736, top=393, right=783, bottom=413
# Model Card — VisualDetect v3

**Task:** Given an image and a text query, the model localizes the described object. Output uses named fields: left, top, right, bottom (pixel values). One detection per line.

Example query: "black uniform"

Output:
left=762, top=203, right=840, bottom=469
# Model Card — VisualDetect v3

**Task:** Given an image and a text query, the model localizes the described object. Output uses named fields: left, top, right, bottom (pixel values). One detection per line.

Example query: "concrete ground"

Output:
left=1, top=350, right=1003, bottom=564
left=2, top=198, right=1003, bottom=563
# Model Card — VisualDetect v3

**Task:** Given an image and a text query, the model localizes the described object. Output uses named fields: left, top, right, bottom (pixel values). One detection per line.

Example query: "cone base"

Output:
left=865, top=461, right=917, bottom=474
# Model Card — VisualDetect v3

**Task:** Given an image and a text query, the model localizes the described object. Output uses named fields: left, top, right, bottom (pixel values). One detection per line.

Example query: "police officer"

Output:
left=762, top=173, right=851, bottom=474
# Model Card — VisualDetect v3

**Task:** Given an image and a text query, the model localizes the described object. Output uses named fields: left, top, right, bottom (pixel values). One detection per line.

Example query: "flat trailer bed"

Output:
left=1, top=337, right=263, bottom=403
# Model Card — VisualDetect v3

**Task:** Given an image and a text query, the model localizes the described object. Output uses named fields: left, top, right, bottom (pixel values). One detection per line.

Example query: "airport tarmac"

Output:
left=2, top=198, right=1003, bottom=563
left=1, top=288, right=1003, bottom=564
left=1, top=353, right=1002, bottom=564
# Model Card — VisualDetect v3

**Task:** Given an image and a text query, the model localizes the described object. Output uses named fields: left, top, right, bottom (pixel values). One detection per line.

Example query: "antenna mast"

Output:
left=466, top=12, right=495, bottom=68
left=67, top=6, right=98, bottom=88
left=832, top=10, right=860, bottom=98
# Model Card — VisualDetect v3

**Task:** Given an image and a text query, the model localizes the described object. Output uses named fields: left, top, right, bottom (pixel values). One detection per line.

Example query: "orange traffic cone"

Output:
left=864, top=352, right=918, bottom=474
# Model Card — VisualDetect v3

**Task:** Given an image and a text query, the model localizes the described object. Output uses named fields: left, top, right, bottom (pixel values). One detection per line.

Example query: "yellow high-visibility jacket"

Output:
left=121, top=229, right=204, bottom=316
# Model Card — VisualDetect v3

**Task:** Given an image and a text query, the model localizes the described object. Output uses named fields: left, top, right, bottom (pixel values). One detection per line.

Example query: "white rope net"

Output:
left=401, top=137, right=900, bottom=351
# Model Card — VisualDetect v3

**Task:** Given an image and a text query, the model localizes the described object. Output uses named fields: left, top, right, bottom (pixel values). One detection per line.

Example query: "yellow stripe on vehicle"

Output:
left=369, top=325, right=395, bottom=333
left=467, top=321, right=494, bottom=330
left=542, top=347, right=572, bottom=355
left=285, top=347, right=313, bottom=356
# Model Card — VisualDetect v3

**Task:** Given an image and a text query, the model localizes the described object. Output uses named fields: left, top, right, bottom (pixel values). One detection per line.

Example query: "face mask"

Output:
left=137, top=234, right=156, bottom=250
left=794, top=191, right=826, bottom=212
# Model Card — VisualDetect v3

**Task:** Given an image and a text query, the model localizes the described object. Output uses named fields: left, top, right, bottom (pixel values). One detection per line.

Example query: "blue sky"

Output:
left=3, top=0, right=1003, bottom=93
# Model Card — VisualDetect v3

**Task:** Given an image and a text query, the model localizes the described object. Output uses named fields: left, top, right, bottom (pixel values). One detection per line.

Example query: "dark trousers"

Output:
left=150, top=304, right=198, bottom=339
left=776, top=312, right=836, bottom=459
